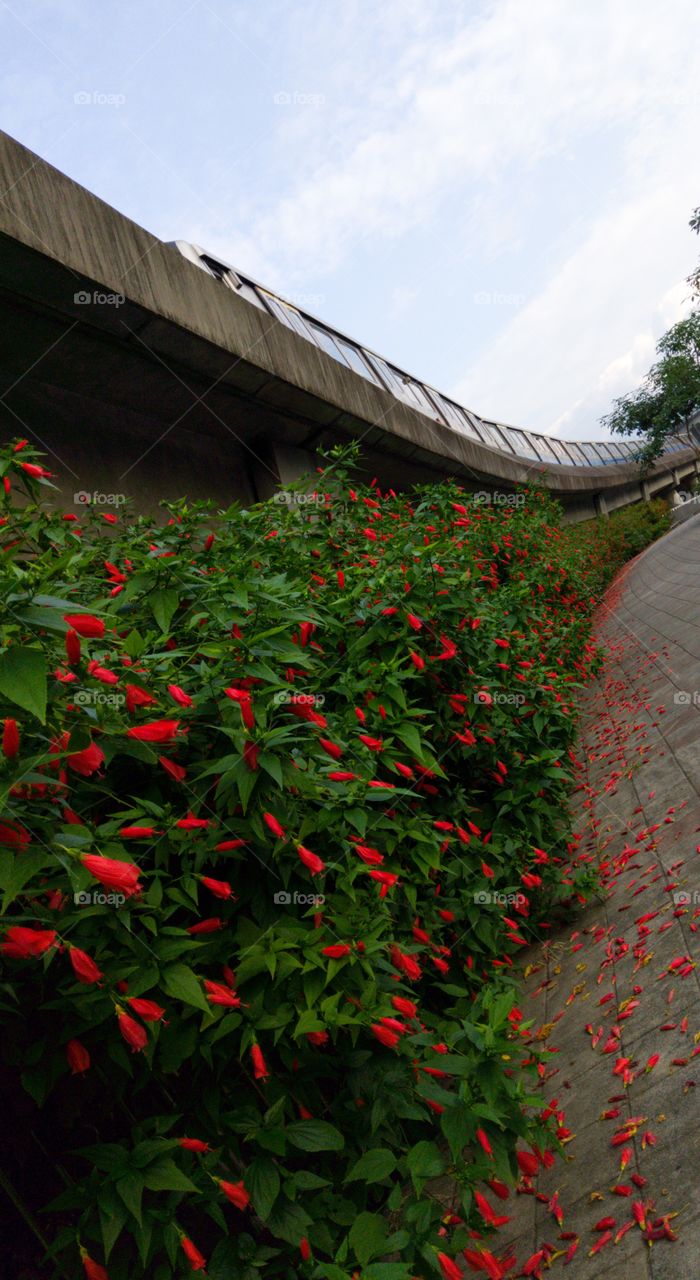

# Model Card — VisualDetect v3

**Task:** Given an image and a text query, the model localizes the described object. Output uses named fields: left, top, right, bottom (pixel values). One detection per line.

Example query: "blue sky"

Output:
left=2, top=0, right=699, bottom=439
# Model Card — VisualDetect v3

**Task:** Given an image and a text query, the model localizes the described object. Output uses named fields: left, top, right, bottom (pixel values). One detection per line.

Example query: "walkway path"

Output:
left=502, top=514, right=700, bottom=1278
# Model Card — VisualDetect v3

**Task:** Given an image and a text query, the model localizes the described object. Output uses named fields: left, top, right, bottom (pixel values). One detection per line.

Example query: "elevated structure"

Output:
left=0, top=129, right=697, bottom=519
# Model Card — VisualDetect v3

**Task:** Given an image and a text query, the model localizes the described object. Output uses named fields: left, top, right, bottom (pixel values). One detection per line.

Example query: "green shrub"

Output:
left=0, top=443, right=667, bottom=1279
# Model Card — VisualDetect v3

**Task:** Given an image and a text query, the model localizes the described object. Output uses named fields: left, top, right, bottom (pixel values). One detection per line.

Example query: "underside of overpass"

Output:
left=0, top=129, right=698, bottom=520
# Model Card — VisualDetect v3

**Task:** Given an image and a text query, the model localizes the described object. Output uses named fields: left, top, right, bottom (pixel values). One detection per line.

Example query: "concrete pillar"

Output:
left=594, top=492, right=609, bottom=519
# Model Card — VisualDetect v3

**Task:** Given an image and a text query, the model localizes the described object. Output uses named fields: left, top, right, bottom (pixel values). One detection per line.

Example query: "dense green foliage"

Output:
left=0, top=441, right=669, bottom=1280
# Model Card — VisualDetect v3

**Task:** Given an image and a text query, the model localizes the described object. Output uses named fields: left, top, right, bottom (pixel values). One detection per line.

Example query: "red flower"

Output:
left=263, top=812, right=286, bottom=839
left=204, top=980, right=241, bottom=1007
left=125, top=684, right=158, bottom=713
left=1, top=926, right=57, bottom=958
left=119, top=826, right=160, bottom=839
left=117, top=1010, right=148, bottom=1052
left=371, top=1023, right=400, bottom=1049
left=516, top=1149, right=539, bottom=1177
left=307, top=1030, right=329, bottom=1046
left=391, top=995, right=418, bottom=1017
left=83, top=854, right=141, bottom=897
left=66, top=1038, right=91, bottom=1074
left=65, top=628, right=81, bottom=664
left=126, top=719, right=180, bottom=743
left=187, top=918, right=224, bottom=935
left=322, top=944, right=351, bottom=958
left=68, top=741, right=105, bottom=776
left=21, top=461, right=54, bottom=478
left=2, top=718, right=19, bottom=759
left=476, top=1127, right=494, bottom=1158
left=300, top=1238, right=311, bottom=1261
left=297, top=844, right=326, bottom=875
left=220, top=1178, right=250, bottom=1209
left=179, top=1137, right=210, bottom=1152
left=407, top=613, right=423, bottom=631
left=128, top=997, right=166, bottom=1021
left=200, top=875, right=234, bottom=899
left=318, top=737, right=343, bottom=759
left=224, top=687, right=255, bottom=730
left=63, top=613, right=105, bottom=638
left=251, top=1043, right=269, bottom=1079
left=176, top=814, right=211, bottom=831
left=167, top=683, right=193, bottom=707
left=215, top=838, right=246, bottom=852
left=180, top=1237, right=207, bottom=1272
left=81, top=1251, right=109, bottom=1280
left=159, top=755, right=186, bottom=782
left=437, top=1253, right=462, bottom=1280
left=69, top=947, right=103, bottom=984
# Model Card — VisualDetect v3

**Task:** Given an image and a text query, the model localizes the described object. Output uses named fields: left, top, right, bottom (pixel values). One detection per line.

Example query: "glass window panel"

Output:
left=503, top=428, right=541, bottom=460
left=429, top=392, right=482, bottom=440
left=547, top=438, right=575, bottom=464
left=477, top=421, right=512, bottom=451
left=529, top=435, right=559, bottom=462
left=333, top=337, right=385, bottom=386
left=231, top=279, right=268, bottom=311
left=563, top=442, right=586, bottom=465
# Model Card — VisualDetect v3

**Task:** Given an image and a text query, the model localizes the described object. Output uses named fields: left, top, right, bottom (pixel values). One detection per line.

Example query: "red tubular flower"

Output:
left=63, top=613, right=105, bottom=638
left=299, top=1238, right=311, bottom=1261
left=215, top=838, right=246, bottom=852
left=297, top=844, right=326, bottom=875
left=83, top=854, right=141, bottom=897
left=370, top=1023, right=399, bottom=1049
left=66, top=1038, right=90, bottom=1074
left=476, top=1127, right=494, bottom=1158
left=437, top=1252, right=462, bottom=1280
left=263, top=812, right=286, bottom=839
left=2, top=718, right=19, bottom=759
left=168, top=683, right=193, bottom=707
left=176, top=814, right=211, bottom=831
left=125, top=684, right=158, bottom=713
left=179, top=1137, right=210, bottom=1152
left=126, top=719, right=180, bottom=743
left=68, top=741, right=105, bottom=776
left=119, top=826, right=160, bottom=839
left=251, top=1043, right=269, bottom=1079
left=204, top=980, right=241, bottom=1007
left=69, top=947, right=103, bottom=984
left=1, top=926, right=57, bottom=958
left=389, top=945, right=421, bottom=981
left=201, top=876, right=233, bottom=899
left=358, top=734, right=384, bottom=751
left=65, top=628, right=81, bottom=664
left=81, top=1251, right=109, bottom=1280
left=180, top=1236, right=207, bottom=1272
left=117, top=1010, right=148, bottom=1053
left=322, top=944, right=351, bottom=958
left=128, top=997, right=166, bottom=1021
left=318, top=737, right=343, bottom=759
left=391, top=995, right=418, bottom=1017
left=224, top=687, right=255, bottom=730
left=159, top=755, right=186, bottom=782
left=187, top=918, right=224, bottom=935
left=407, top=613, right=423, bottom=631
left=21, top=460, right=54, bottom=478
left=220, top=1178, right=250, bottom=1209
left=307, top=1030, right=329, bottom=1047
left=516, top=1149, right=539, bottom=1177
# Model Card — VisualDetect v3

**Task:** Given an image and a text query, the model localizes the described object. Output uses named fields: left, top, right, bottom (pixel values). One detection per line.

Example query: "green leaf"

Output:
left=161, top=963, right=210, bottom=1012
left=150, top=587, right=180, bottom=633
left=245, top=1156, right=280, bottom=1220
left=345, top=1149, right=396, bottom=1183
left=142, top=1157, right=199, bottom=1193
left=116, top=1172, right=144, bottom=1225
left=286, top=1120, right=345, bottom=1152
left=349, top=1212, right=388, bottom=1265
left=0, top=646, right=47, bottom=722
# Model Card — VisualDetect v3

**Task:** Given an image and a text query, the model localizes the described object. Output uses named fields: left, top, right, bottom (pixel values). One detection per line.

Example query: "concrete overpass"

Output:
left=0, top=129, right=697, bottom=520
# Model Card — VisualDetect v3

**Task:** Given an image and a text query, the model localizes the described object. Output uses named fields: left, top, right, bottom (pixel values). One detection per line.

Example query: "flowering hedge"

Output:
left=0, top=440, right=668, bottom=1279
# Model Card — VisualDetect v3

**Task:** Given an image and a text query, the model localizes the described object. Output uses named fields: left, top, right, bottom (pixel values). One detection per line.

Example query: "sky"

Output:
left=1, top=0, right=699, bottom=440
